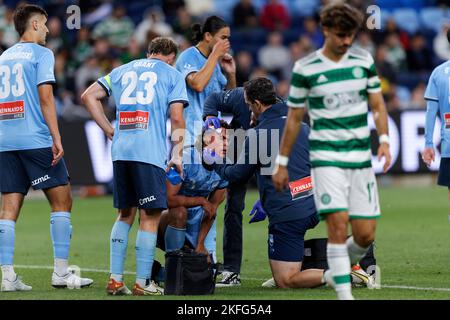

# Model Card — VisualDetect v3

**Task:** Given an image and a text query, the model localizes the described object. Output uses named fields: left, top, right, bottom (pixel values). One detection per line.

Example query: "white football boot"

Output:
left=51, top=271, right=93, bottom=289
left=1, top=275, right=32, bottom=292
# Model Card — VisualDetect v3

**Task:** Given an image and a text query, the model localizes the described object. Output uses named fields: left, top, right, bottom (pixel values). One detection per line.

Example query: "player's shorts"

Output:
left=312, top=167, right=381, bottom=220
left=0, top=148, right=69, bottom=195
left=112, top=160, right=167, bottom=210
left=268, top=214, right=319, bottom=262
left=437, top=157, right=450, bottom=187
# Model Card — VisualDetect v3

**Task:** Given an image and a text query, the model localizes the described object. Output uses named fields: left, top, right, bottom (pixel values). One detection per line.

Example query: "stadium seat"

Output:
left=212, top=0, right=239, bottom=23
left=420, top=7, right=447, bottom=33
left=401, top=0, right=427, bottom=10
left=292, top=0, right=319, bottom=17
left=375, top=0, right=403, bottom=10
left=392, top=8, right=420, bottom=34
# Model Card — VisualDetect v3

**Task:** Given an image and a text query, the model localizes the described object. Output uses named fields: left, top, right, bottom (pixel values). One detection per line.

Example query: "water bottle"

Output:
left=166, top=167, right=182, bottom=185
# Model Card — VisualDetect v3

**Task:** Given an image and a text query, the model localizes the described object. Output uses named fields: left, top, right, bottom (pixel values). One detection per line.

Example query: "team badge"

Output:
left=321, top=193, right=331, bottom=205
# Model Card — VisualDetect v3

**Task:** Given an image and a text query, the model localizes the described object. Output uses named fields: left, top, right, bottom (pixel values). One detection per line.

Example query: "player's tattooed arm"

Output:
left=81, top=82, right=114, bottom=140
left=168, top=102, right=186, bottom=176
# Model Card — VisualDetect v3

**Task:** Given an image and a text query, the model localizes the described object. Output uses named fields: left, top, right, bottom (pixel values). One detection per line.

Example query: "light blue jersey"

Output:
left=176, top=47, right=227, bottom=145
left=179, top=146, right=228, bottom=250
left=98, top=58, right=188, bottom=170
left=424, top=60, right=450, bottom=157
left=0, top=42, right=56, bottom=152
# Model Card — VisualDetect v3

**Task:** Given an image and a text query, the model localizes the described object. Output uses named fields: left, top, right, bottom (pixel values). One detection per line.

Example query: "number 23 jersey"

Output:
left=98, top=58, right=188, bottom=170
left=0, top=42, right=56, bottom=152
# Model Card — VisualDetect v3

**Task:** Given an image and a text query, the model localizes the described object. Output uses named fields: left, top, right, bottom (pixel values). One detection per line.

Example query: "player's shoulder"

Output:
left=293, top=50, right=321, bottom=72
left=430, top=60, right=450, bottom=78
left=348, top=47, right=374, bottom=64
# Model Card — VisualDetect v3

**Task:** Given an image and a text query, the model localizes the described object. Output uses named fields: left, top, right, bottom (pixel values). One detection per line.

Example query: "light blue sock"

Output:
left=0, top=220, right=15, bottom=265
left=165, top=225, right=186, bottom=252
left=50, top=212, right=71, bottom=260
left=136, top=230, right=157, bottom=283
left=110, top=220, right=131, bottom=276
left=204, top=219, right=217, bottom=253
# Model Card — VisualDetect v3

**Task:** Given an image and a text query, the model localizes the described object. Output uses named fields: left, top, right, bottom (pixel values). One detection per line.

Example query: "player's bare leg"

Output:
left=0, top=193, right=31, bottom=291
left=326, top=211, right=354, bottom=300
left=269, top=260, right=324, bottom=289
left=132, top=209, right=164, bottom=296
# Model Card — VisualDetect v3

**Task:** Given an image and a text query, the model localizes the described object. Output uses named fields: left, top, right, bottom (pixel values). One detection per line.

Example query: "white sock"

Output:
left=347, top=236, right=370, bottom=266
left=111, top=273, right=123, bottom=282
left=327, top=243, right=353, bottom=300
left=136, top=278, right=147, bottom=287
left=322, top=269, right=333, bottom=286
left=54, top=258, right=69, bottom=276
left=1, top=265, right=16, bottom=281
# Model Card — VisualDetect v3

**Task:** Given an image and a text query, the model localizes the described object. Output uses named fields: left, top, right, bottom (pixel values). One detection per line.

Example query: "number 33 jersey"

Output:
left=0, top=42, right=56, bottom=152
left=97, top=58, right=188, bottom=170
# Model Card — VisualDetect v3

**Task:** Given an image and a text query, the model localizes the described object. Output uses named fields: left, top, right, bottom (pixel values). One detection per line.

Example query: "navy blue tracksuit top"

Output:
left=213, top=102, right=317, bottom=226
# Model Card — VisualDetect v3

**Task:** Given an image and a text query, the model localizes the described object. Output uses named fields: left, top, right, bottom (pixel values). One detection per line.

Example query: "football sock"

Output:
left=347, top=236, right=370, bottom=265
left=204, top=219, right=217, bottom=253
left=164, top=225, right=185, bottom=252
left=50, top=212, right=71, bottom=260
left=0, top=220, right=15, bottom=266
left=327, top=243, right=353, bottom=300
left=136, top=230, right=156, bottom=286
left=110, top=220, right=131, bottom=277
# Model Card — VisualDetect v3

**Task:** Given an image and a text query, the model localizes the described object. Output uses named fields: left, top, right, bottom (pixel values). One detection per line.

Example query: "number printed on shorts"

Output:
left=367, top=182, right=375, bottom=203
left=0, top=63, right=25, bottom=99
left=120, top=71, right=157, bottom=105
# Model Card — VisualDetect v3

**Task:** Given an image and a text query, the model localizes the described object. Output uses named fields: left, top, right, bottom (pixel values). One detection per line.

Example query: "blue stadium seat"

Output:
left=212, top=0, right=239, bottom=23
left=292, top=0, right=319, bottom=17
left=375, top=0, right=403, bottom=10
left=393, top=8, right=420, bottom=34
left=401, top=0, right=427, bottom=9
left=420, top=7, right=446, bottom=32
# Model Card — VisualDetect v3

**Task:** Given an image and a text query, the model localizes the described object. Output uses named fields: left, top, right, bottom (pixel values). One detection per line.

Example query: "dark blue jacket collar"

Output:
left=256, top=103, right=288, bottom=127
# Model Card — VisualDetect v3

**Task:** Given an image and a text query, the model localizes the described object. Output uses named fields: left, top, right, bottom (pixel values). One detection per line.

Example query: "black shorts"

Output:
left=268, top=214, right=319, bottom=262
left=438, top=157, right=450, bottom=187
left=113, top=161, right=167, bottom=210
left=0, top=148, right=69, bottom=195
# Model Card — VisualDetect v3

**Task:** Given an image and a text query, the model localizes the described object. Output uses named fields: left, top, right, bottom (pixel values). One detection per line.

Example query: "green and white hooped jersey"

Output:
left=287, top=47, right=381, bottom=169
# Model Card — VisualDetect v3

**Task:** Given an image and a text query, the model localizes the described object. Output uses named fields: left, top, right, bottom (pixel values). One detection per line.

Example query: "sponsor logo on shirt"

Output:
left=0, top=101, right=25, bottom=121
left=445, top=113, right=450, bottom=129
left=289, top=176, right=313, bottom=201
left=119, top=110, right=149, bottom=130
left=31, top=175, right=50, bottom=186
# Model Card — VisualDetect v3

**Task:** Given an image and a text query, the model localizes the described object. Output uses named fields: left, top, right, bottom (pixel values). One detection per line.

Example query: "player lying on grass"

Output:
left=203, top=77, right=373, bottom=289
left=157, top=122, right=229, bottom=263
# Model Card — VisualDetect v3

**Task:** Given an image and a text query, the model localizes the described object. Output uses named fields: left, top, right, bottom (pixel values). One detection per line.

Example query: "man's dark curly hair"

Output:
left=320, top=2, right=364, bottom=32
left=243, top=77, right=277, bottom=106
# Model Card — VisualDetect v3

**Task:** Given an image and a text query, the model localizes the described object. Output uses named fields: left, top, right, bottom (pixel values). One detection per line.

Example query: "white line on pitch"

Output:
left=14, top=265, right=450, bottom=293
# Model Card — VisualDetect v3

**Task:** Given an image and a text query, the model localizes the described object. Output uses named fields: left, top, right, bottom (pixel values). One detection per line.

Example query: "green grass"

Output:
left=1, top=186, right=450, bottom=300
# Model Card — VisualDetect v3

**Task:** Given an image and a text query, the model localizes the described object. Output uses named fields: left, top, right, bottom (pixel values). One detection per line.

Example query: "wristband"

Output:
left=275, top=154, right=289, bottom=166
left=379, top=134, right=389, bottom=145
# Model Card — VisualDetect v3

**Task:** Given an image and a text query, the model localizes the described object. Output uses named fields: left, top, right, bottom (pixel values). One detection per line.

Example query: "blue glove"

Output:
left=166, top=167, right=183, bottom=185
left=203, top=117, right=221, bottom=130
left=249, top=200, right=267, bottom=224
left=202, top=148, right=222, bottom=165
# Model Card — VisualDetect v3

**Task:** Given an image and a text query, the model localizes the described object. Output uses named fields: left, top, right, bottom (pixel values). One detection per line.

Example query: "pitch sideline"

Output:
left=14, top=264, right=450, bottom=293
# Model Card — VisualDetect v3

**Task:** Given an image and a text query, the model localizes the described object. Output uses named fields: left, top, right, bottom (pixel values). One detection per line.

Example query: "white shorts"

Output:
left=311, top=167, right=381, bottom=220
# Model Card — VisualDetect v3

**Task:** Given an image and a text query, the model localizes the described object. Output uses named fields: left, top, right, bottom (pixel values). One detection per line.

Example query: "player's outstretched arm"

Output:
left=81, top=82, right=114, bottom=140
left=39, top=84, right=63, bottom=166
left=369, top=91, right=391, bottom=173
left=272, top=107, right=305, bottom=191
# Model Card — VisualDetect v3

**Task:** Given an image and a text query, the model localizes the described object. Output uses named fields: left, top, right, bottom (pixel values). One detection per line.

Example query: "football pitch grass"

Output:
left=1, top=185, right=450, bottom=300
